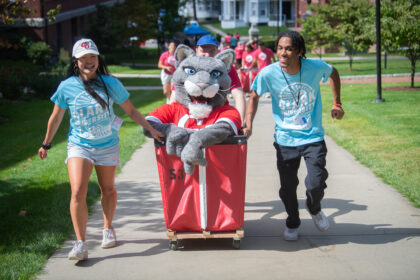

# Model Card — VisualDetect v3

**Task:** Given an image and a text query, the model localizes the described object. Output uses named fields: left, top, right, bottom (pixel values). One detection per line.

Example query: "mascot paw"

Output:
left=166, top=127, right=190, bottom=156
left=181, top=142, right=207, bottom=175
left=183, top=162, right=195, bottom=175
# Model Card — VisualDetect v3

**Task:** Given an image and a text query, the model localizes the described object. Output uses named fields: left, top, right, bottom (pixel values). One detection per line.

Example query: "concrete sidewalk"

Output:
left=39, top=100, right=420, bottom=280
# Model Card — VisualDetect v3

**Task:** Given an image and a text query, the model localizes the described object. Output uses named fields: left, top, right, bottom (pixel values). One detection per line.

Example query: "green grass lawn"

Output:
left=109, top=58, right=418, bottom=79
left=325, top=58, right=420, bottom=76
left=118, top=78, right=161, bottom=87
left=210, top=22, right=288, bottom=38
left=0, top=89, right=165, bottom=280
left=321, top=82, right=420, bottom=207
left=108, top=65, right=160, bottom=75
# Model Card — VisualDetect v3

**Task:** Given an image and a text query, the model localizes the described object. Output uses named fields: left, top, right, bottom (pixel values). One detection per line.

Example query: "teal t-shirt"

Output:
left=51, top=75, right=129, bottom=148
left=251, top=59, right=333, bottom=146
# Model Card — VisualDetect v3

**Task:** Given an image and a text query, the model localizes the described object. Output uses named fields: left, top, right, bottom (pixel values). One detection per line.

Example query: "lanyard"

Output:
left=280, top=64, right=302, bottom=107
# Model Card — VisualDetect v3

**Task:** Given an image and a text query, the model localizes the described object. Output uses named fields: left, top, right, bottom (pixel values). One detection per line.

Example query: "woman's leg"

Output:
left=163, top=82, right=172, bottom=99
left=95, top=165, right=117, bottom=228
left=67, top=157, right=94, bottom=241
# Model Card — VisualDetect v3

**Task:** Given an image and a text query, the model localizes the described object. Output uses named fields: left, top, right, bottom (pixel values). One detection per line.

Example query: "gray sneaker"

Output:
left=68, top=240, right=88, bottom=261
left=101, top=227, right=117, bottom=248
left=308, top=208, right=330, bottom=232
left=283, top=227, right=299, bottom=241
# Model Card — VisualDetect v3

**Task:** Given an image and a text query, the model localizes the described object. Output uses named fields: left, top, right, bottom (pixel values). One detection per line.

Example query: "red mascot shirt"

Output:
left=146, top=103, right=242, bottom=135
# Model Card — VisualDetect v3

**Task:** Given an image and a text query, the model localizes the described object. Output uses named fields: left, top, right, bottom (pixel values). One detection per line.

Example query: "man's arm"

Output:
left=329, top=67, right=344, bottom=120
left=243, top=90, right=260, bottom=137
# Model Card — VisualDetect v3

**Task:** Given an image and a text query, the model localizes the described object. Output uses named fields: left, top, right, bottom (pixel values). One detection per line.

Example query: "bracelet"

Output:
left=41, top=142, right=51, bottom=150
left=333, top=103, right=342, bottom=107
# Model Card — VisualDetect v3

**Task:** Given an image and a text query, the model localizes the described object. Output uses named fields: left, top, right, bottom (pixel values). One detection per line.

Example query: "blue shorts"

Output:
left=66, top=142, right=120, bottom=166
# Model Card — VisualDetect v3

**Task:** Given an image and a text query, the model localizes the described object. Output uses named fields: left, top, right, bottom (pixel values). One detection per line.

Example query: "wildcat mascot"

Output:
left=145, top=44, right=241, bottom=174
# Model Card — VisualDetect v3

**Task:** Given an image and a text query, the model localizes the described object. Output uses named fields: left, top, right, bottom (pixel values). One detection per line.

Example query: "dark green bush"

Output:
left=0, top=62, right=64, bottom=100
left=26, top=41, right=52, bottom=66
left=260, top=38, right=277, bottom=51
left=27, top=73, right=66, bottom=99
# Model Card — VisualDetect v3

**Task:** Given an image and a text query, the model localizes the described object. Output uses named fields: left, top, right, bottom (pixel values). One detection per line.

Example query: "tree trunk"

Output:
left=384, top=51, right=387, bottom=69
left=193, top=0, right=197, bottom=21
left=409, top=54, right=416, bottom=88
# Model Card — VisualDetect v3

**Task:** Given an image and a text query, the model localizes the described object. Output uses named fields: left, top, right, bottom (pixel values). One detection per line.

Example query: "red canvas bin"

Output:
left=154, top=136, right=247, bottom=233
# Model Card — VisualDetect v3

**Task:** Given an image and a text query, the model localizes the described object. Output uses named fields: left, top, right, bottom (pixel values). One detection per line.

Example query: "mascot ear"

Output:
left=215, top=49, right=235, bottom=69
left=175, top=44, right=195, bottom=68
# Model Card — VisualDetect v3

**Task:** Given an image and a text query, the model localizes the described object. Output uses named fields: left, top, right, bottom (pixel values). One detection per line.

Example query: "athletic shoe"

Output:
left=101, top=227, right=117, bottom=248
left=68, top=240, right=88, bottom=261
left=283, top=227, right=299, bottom=241
left=307, top=208, right=330, bottom=232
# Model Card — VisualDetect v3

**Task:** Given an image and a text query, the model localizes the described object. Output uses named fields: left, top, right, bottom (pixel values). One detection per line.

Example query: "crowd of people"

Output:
left=38, top=29, right=344, bottom=261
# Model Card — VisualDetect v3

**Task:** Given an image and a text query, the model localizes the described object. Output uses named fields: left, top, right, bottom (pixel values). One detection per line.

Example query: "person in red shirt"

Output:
left=240, top=44, right=258, bottom=94
left=234, top=32, right=240, bottom=41
left=224, top=33, right=232, bottom=44
left=249, top=40, right=275, bottom=72
left=234, top=42, right=245, bottom=69
left=158, top=40, right=178, bottom=102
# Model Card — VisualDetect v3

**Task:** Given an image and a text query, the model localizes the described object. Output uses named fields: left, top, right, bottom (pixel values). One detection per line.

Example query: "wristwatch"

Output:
left=41, top=142, right=51, bottom=150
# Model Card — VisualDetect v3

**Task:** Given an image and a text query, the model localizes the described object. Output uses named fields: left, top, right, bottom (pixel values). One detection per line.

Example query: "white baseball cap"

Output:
left=72, top=38, right=100, bottom=58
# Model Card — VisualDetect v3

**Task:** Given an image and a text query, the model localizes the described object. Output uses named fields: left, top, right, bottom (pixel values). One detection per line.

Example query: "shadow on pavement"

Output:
left=80, top=186, right=420, bottom=255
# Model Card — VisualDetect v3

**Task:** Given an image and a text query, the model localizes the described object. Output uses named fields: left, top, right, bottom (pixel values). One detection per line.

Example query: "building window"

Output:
left=283, top=1, right=292, bottom=20
left=251, top=2, right=256, bottom=16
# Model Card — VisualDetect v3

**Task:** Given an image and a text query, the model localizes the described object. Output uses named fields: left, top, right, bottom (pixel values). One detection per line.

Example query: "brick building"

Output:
left=5, top=0, right=123, bottom=55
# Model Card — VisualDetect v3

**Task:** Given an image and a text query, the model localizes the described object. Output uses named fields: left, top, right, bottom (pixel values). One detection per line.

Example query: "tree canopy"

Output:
left=302, top=0, right=375, bottom=70
left=381, top=0, right=419, bottom=87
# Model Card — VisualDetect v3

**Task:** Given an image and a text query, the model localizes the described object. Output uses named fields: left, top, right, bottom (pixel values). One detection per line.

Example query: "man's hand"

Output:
left=331, top=105, right=344, bottom=120
left=242, top=125, right=252, bottom=138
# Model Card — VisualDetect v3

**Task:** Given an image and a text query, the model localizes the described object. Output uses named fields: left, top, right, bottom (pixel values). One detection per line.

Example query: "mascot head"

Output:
left=172, top=44, right=235, bottom=119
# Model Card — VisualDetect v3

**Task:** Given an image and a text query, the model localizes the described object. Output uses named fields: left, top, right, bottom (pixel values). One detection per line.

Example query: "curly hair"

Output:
left=275, top=31, right=306, bottom=59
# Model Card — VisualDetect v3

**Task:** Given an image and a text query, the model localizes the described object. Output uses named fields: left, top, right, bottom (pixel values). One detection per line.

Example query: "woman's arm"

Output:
left=158, top=59, right=171, bottom=72
left=38, top=104, right=66, bottom=159
left=119, top=99, right=164, bottom=142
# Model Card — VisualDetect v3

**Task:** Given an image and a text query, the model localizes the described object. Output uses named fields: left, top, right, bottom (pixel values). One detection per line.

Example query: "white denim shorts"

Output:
left=66, top=142, right=120, bottom=166
left=160, top=69, right=172, bottom=85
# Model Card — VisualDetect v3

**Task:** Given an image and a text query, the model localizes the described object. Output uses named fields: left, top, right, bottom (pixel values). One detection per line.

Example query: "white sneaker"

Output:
left=283, top=227, right=299, bottom=241
left=101, top=227, right=117, bottom=248
left=68, top=240, right=88, bottom=261
left=308, top=209, right=330, bottom=232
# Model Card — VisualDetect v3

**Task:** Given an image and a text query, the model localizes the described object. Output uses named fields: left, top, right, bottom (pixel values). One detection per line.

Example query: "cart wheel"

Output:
left=232, top=239, right=241, bottom=249
left=169, top=240, right=178, bottom=251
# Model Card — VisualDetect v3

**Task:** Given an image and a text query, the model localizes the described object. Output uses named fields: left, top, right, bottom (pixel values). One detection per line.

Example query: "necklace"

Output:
left=280, top=63, right=302, bottom=107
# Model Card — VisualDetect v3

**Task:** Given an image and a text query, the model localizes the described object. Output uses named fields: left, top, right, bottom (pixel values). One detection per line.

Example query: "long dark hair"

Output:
left=67, top=55, right=112, bottom=111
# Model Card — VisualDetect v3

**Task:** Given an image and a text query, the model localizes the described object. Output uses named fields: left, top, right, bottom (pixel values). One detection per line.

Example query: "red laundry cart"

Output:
left=154, top=136, right=247, bottom=250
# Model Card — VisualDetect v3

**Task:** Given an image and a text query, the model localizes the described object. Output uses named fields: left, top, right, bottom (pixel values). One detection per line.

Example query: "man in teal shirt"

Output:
left=244, top=31, right=344, bottom=241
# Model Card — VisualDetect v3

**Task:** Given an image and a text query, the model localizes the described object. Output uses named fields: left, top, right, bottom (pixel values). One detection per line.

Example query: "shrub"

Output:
left=26, top=41, right=52, bottom=66
left=27, top=73, right=65, bottom=99
left=260, top=38, right=277, bottom=51
left=0, top=62, right=64, bottom=100
left=51, top=48, right=71, bottom=74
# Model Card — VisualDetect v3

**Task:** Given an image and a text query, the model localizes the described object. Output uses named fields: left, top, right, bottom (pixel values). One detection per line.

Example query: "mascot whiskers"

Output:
left=144, top=44, right=242, bottom=174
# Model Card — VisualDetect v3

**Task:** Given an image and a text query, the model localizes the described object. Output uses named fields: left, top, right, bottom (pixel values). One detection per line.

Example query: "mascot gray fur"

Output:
left=144, top=44, right=241, bottom=174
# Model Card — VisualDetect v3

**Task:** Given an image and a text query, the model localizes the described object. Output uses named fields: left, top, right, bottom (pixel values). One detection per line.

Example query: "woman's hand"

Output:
left=150, top=128, right=165, bottom=143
